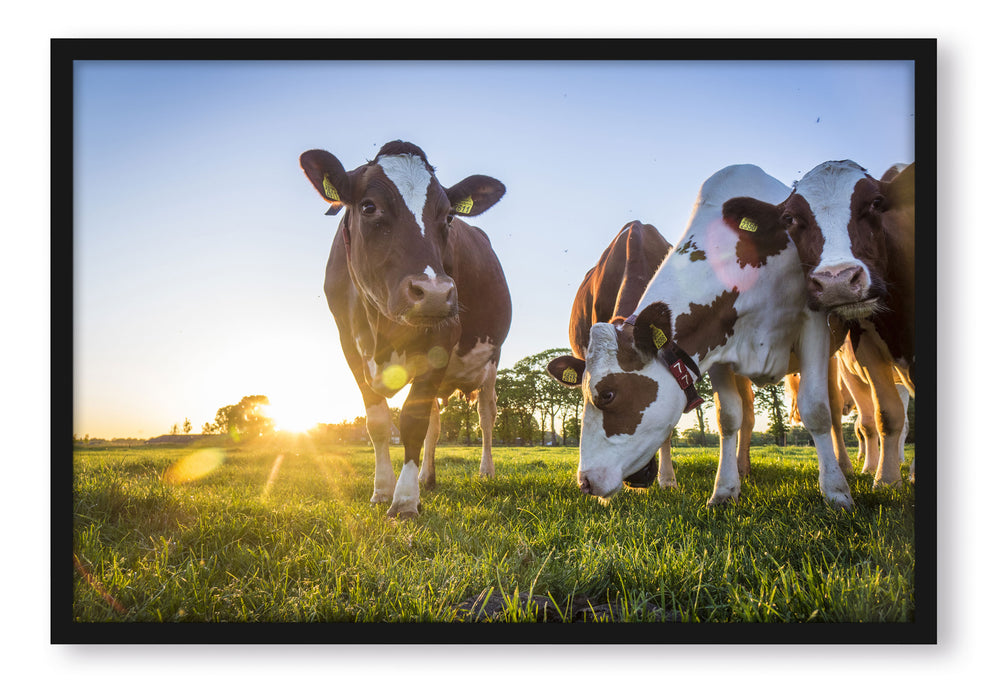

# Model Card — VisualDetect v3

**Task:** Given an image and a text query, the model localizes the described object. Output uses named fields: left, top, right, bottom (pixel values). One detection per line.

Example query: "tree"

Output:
left=692, top=376, right=714, bottom=447
left=170, top=423, right=179, bottom=436
left=754, top=381, right=788, bottom=446
left=183, top=418, right=192, bottom=434
left=210, top=395, right=275, bottom=441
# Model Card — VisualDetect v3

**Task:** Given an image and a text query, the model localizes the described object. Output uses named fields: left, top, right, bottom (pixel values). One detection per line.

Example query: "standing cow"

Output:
left=300, top=141, right=511, bottom=518
left=735, top=160, right=915, bottom=486
left=563, top=164, right=853, bottom=509
left=547, top=220, right=756, bottom=488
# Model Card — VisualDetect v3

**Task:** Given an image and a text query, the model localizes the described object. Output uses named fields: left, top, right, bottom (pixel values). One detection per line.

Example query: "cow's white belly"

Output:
left=442, top=339, right=496, bottom=392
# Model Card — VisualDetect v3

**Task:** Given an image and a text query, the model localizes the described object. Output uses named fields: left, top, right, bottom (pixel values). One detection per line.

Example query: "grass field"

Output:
left=70, top=439, right=916, bottom=632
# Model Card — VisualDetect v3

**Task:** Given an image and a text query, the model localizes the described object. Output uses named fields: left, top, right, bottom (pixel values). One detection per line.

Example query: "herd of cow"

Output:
left=300, top=140, right=915, bottom=518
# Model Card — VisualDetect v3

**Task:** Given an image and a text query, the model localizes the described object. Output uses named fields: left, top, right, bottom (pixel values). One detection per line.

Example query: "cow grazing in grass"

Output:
left=740, top=160, right=916, bottom=486
left=565, top=164, right=853, bottom=509
left=547, top=220, right=756, bottom=488
left=300, top=141, right=511, bottom=518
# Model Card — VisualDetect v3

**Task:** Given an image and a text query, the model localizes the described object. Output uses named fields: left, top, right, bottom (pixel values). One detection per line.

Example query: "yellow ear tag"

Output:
left=739, top=217, right=758, bottom=232
left=562, top=367, right=579, bottom=384
left=323, top=174, right=340, bottom=201
left=453, top=196, right=474, bottom=215
left=651, top=324, right=668, bottom=349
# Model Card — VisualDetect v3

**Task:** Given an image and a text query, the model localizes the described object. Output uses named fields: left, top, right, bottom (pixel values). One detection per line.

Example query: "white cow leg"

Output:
left=797, top=315, right=854, bottom=509
left=387, top=461, right=422, bottom=519
left=365, top=401, right=396, bottom=504
left=707, top=365, right=742, bottom=506
left=476, top=363, right=497, bottom=478
left=897, top=384, right=910, bottom=464
left=657, top=437, right=677, bottom=488
left=419, top=399, right=440, bottom=490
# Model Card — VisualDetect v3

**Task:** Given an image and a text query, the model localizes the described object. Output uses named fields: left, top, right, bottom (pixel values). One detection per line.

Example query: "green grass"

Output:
left=71, top=440, right=915, bottom=625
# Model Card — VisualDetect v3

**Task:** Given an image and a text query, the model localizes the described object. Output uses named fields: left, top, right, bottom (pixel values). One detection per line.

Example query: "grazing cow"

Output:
left=561, top=164, right=853, bottom=509
left=736, top=160, right=915, bottom=486
left=548, top=221, right=756, bottom=488
left=299, top=141, right=511, bottom=517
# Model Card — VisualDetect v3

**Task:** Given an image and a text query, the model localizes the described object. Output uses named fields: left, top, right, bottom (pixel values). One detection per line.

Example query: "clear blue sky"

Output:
left=73, top=60, right=914, bottom=438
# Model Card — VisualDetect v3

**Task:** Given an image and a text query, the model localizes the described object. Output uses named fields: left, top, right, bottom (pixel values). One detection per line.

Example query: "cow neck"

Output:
left=620, top=314, right=704, bottom=413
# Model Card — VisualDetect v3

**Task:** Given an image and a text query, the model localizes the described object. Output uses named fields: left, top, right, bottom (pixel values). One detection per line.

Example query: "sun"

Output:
left=264, top=394, right=324, bottom=434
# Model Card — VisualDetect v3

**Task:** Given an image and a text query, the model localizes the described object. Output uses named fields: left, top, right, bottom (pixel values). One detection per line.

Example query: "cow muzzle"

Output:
left=398, top=274, right=457, bottom=324
left=807, top=264, right=872, bottom=314
left=622, top=454, right=658, bottom=489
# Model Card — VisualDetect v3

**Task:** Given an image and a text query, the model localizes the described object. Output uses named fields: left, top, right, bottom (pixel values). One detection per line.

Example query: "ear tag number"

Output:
left=739, top=217, right=758, bottom=232
left=562, top=367, right=579, bottom=384
left=651, top=324, right=668, bottom=349
left=323, top=174, right=340, bottom=201
left=453, top=196, right=474, bottom=215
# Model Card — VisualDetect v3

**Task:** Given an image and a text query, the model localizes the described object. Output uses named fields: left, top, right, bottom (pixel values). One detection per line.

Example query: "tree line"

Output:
left=141, top=348, right=913, bottom=449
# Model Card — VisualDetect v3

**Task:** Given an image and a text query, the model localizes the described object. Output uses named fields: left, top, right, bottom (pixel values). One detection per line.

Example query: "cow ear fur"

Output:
left=445, top=175, right=506, bottom=217
left=546, top=355, right=586, bottom=387
left=632, top=302, right=673, bottom=357
left=721, top=197, right=784, bottom=237
left=300, top=149, right=351, bottom=215
left=882, top=162, right=915, bottom=211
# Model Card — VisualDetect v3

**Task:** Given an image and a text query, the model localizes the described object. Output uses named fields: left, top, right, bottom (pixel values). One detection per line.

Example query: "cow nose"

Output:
left=578, top=473, right=593, bottom=495
left=403, top=276, right=456, bottom=318
left=809, top=264, right=869, bottom=306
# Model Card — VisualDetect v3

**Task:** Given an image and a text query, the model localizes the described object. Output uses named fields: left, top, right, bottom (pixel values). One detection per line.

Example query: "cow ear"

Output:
left=721, top=197, right=784, bottom=236
left=632, top=302, right=673, bottom=357
left=300, top=149, right=351, bottom=215
left=882, top=162, right=914, bottom=210
left=445, top=175, right=506, bottom=217
left=547, top=355, right=586, bottom=387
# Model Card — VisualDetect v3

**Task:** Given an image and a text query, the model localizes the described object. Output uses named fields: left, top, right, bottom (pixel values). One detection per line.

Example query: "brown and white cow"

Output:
left=561, top=164, right=854, bottom=509
left=300, top=141, right=511, bottom=518
left=734, top=160, right=915, bottom=486
left=547, top=220, right=756, bottom=488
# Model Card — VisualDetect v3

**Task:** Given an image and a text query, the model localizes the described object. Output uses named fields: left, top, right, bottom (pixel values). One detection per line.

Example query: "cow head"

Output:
left=721, top=160, right=914, bottom=320
left=300, top=141, right=505, bottom=326
left=547, top=310, right=688, bottom=498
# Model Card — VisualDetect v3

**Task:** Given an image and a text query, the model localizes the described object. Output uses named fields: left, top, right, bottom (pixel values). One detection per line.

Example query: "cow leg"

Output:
left=735, top=375, right=754, bottom=479
left=657, top=437, right=677, bottom=488
left=853, top=339, right=905, bottom=488
left=797, top=315, right=854, bottom=510
left=708, top=364, right=742, bottom=506
left=476, top=362, right=497, bottom=478
left=827, top=357, right=854, bottom=475
left=842, top=365, right=880, bottom=474
left=419, top=399, right=440, bottom=490
left=387, top=381, right=438, bottom=519
left=897, top=384, right=911, bottom=464
left=366, top=400, right=396, bottom=504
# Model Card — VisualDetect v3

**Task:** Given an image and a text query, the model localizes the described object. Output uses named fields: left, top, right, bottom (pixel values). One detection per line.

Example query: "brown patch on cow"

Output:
left=676, top=238, right=707, bottom=262
left=632, top=301, right=673, bottom=358
left=673, top=288, right=740, bottom=357
left=722, top=197, right=791, bottom=268
left=594, top=372, right=659, bottom=437
left=779, top=193, right=824, bottom=273
left=614, top=324, right=648, bottom=371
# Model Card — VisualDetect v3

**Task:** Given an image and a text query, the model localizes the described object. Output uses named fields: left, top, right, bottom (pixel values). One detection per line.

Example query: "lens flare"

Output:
left=163, top=448, right=225, bottom=485
left=382, top=364, right=409, bottom=391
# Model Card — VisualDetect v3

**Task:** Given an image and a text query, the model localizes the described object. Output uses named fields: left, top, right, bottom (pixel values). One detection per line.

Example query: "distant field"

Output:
left=71, top=440, right=915, bottom=631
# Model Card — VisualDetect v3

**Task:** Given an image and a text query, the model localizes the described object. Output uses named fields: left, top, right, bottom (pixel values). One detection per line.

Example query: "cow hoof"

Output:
left=706, top=489, right=739, bottom=507
left=386, top=502, right=421, bottom=519
left=825, top=491, right=855, bottom=511
left=420, top=477, right=437, bottom=491
left=657, top=478, right=678, bottom=489
left=370, top=492, right=391, bottom=504
left=872, top=478, right=903, bottom=490
left=478, top=471, right=494, bottom=479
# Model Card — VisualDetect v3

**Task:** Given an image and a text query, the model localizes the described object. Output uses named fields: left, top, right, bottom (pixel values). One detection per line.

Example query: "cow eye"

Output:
left=597, top=390, right=615, bottom=407
left=445, top=212, right=455, bottom=225
left=870, top=196, right=886, bottom=212
left=360, top=200, right=377, bottom=215
left=781, top=213, right=795, bottom=227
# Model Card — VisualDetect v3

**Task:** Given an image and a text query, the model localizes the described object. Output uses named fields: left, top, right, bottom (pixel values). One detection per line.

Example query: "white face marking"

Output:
left=795, top=161, right=870, bottom=271
left=378, top=154, right=433, bottom=237
left=424, top=265, right=438, bottom=281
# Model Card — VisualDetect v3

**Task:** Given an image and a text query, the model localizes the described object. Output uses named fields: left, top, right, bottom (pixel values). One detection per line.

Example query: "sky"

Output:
left=72, top=59, right=915, bottom=438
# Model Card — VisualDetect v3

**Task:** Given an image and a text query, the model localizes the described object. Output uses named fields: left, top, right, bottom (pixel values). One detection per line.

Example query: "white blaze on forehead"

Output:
left=378, top=154, right=433, bottom=236
left=795, top=160, right=869, bottom=268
